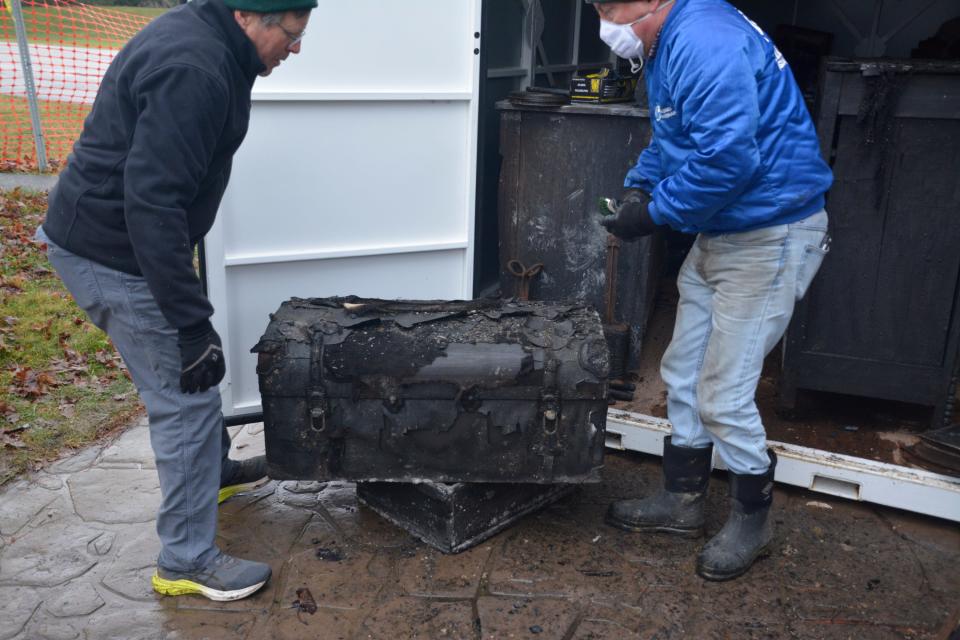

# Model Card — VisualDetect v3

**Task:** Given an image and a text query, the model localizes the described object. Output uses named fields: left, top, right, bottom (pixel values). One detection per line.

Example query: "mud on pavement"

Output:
left=1, top=423, right=958, bottom=639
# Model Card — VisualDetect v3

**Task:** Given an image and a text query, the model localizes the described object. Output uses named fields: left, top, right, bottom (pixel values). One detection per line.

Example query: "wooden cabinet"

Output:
left=496, top=101, right=663, bottom=370
left=782, top=59, right=960, bottom=427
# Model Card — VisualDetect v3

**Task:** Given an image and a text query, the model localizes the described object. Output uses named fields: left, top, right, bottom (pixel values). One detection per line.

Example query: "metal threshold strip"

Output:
left=606, top=408, right=960, bottom=523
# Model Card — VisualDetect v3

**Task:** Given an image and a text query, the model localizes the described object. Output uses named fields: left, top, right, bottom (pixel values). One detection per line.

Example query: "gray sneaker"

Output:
left=152, top=552, right=271, bottom=602
left=219, top=455, right=269, bottom=504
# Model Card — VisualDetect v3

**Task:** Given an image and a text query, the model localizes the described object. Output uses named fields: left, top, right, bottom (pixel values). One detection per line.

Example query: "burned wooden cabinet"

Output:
left=496, top=101, right=663, bottom=370
left=782, top=60, right=960, bottom=426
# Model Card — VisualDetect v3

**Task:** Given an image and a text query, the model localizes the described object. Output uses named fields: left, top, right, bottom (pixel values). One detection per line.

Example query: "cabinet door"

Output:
left=783, top=62, right=960, bottom=413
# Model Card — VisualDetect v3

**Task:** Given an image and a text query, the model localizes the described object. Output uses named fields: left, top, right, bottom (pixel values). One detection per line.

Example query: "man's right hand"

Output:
left=600, top=189, right=659, bottom=241
left=177, top=320, right=225, bottom=394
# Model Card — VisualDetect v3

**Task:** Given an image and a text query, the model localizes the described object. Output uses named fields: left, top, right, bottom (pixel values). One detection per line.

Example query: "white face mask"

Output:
left=599, top=0, right=675, bottom=73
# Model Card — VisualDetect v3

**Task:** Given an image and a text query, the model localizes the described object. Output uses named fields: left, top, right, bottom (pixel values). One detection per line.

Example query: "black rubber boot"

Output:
left=696, top=450, right=777, bottom=581
left=605, top=436, right=713, bottom=537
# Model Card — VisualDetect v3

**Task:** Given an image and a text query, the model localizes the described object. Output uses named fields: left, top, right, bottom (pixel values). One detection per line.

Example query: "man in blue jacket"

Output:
left=39, top=0, right=312, bottom=601
left=591, top=0, right=833, bottom=580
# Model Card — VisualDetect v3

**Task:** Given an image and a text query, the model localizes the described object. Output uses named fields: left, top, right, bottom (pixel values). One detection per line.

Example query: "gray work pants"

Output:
left=39, top=227, right=229, bottom=572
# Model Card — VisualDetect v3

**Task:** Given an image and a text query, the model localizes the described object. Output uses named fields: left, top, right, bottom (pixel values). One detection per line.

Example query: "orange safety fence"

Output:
left=0, top=0, right=151, bottom=171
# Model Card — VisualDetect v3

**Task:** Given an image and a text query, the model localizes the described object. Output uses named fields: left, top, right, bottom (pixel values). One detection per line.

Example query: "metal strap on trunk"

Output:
left=308, top=333, right=329, bottom=433
left=541, top=358, right=560, bottom=435
left=539, top=356, right=562, bottom=478
left=309, top=331, right=346, bottom=473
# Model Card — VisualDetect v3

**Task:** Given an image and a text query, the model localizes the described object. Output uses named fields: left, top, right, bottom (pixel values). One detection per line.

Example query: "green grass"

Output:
left=0, top=94, right=85, bottom=171
left=1, top=4, right=160, bottom=48
left=0, top=188, right=141, bottom=485
left=111, top=6, right=167, bottom=18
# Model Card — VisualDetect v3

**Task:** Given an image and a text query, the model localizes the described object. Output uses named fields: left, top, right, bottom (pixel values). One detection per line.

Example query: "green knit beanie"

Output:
left=224, top=0, right=317, bottom=12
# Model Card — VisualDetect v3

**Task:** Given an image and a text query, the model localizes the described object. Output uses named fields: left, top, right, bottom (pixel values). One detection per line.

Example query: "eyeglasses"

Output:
left=275, top=23, right=305, bottom=49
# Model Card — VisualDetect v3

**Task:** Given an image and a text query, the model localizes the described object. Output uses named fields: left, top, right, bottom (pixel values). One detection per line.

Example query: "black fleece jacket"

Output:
left=43, top=0, right=264, bottom=330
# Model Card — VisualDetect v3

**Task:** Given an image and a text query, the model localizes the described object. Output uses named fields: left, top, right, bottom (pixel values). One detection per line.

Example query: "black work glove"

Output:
left=608, top=379, right=636, bottom=405
left=599, top=189, right=659, bottom=241
left=177, top=319, right=225, bottom=394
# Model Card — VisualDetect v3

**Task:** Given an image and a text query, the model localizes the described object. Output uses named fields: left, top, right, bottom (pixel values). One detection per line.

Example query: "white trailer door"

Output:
left=204, top=1, right=483, bottom=419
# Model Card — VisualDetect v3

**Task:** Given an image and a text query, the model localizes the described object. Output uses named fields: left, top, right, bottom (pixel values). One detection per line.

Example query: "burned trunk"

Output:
left=254, top=297, right=609, bottom=484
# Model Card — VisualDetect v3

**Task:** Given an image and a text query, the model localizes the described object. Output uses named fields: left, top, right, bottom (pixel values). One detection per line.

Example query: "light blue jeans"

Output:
left=661, top=210, right=830, bottom=474
left=38, top=226, right=230, bottom=572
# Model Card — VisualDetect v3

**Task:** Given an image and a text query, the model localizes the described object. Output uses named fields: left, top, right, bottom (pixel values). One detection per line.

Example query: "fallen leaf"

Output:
left=1, top=398, right=24, bottom=429
left=1, top=433, right=26, bottom=449
left=94, top=350, right=119, bottom=368
left=0, top=277, right=23, bottom=293
left=57, top=332, right=87, bottom=369
left=0, top=276, right=27, bottom=292
left=10, top=366, right=60, bottom=399
left=30, top=318, right=55, bottom=339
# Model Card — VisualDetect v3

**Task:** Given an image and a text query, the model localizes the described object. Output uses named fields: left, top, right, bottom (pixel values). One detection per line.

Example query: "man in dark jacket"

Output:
left=590, top=0, right=833, bottom=581
left=39, top=0, right=313, bottom=601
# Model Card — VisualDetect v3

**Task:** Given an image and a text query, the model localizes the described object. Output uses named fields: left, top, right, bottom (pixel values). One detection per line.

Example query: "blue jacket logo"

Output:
left=737, top=9, right=788, bottom=70
left=655, top=105, right=677, bottom=122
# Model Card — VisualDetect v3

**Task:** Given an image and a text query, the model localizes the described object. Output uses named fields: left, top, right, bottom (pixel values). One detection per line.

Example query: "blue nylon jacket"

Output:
left=624, top=0, right=833, bottom=234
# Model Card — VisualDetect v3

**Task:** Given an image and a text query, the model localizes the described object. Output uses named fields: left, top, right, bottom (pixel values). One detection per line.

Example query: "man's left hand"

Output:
left=178, top=320, right=226, bottom=394
left=600, top=189, right=660, bottom=240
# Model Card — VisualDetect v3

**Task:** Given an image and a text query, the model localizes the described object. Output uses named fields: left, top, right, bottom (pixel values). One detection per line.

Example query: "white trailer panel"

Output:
left=205, top=0, right=482, bottom=420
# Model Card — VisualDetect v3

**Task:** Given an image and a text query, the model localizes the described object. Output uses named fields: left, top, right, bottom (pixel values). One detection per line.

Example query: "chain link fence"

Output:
left=1, top=0, right=151, bottom=172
